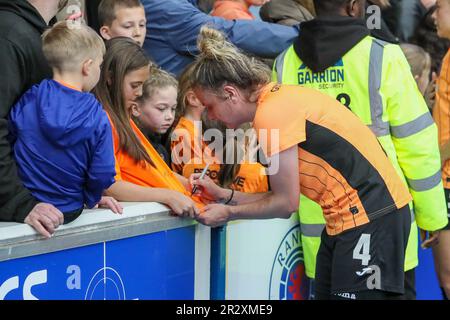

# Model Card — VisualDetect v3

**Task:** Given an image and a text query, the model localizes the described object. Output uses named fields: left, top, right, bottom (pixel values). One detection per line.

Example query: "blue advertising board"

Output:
left=0, top=226, right=196, bottom=300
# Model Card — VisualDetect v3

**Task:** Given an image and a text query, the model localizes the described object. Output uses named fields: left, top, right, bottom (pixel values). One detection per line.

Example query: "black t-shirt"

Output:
left=146, top=132, right=172, bottom=167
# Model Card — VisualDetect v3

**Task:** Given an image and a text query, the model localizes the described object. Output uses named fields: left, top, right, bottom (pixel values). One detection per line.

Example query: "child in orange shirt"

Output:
left=171, top=64, right=222, bottom=179
left=211, top=0, right=271, bottom=20
left=171, top=64, right=268, bottom=194
left=94, top=37, right=202, bottom=217
left=131, top=67, right=178, bottom=166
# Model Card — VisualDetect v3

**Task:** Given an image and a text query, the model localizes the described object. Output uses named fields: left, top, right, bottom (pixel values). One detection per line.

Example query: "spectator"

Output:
left=367, top=0, right=398, bottom=43
left=211, top=0, right=270, bottom=20
left=0, top=0, right=68, bottom=237
left=295, top=0, right=315, bottom=15
left=400, top=43, right=435, bottom=110
left=259, top=0, right=314, bottom=26
left=411, top=4, right=450, bottom=74
left=197, top=0, right=217, bottom=13
left=132, top=67, right=178, bottom=166
left=139, top=0, right=299, bottom=75
left=383, top=0, right=435, bottom=42
left=9, top=21, right=121, bottom=229
left=400, top=44, right=432, bottom=94
left=171, top=63, right=220, bottom=177
left=98, top=0, right=147, bottom=47
left=260, top=0, right=397, bottom=42
left=94, top=37, right=202, bottom=217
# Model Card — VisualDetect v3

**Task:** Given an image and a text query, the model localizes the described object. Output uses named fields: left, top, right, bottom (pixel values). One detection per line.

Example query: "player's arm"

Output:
left=194, top=145, right=300, bottom=227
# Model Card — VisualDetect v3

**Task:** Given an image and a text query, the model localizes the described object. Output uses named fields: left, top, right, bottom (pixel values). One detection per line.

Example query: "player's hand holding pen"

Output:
left=189, top=166, right=231, bottom=205
left=191, top=164, right=210, bottom=196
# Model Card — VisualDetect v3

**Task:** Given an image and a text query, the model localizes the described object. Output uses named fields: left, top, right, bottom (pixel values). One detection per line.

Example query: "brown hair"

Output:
left=175, top=61, right=241, bottom=188
left=94, top=37, right=152, bottom=166
left=220, top=123, right=259, bottom=188
left=172, top=63, right=197, bottom=135
left=98, top=0, right=144, bottom=27
left=42, top=21, right=105, bottom=73
left=191, top=27, right=271, bottom=99
left=134, top=66, right=178, bottom=131
left=137, top=66, right=178, bottom=105
left=400, top=43, right=431, bottom=78
left=174, top=63, right=228, bottom=135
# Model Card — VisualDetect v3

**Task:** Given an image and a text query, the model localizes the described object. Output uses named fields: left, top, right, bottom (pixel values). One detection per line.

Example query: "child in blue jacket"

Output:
left=9, top=21, right=121, bottom=225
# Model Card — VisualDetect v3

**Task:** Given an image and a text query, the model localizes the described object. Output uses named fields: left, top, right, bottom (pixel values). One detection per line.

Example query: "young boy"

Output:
left=98, top=0, right=147, bottom=47
left=9, top=21, right=121, bottom=226
left=432, top=0, right=450, bottom=300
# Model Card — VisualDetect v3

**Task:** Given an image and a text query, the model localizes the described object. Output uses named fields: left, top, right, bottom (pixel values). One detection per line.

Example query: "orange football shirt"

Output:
left=253, top=83, right=412, bottom=235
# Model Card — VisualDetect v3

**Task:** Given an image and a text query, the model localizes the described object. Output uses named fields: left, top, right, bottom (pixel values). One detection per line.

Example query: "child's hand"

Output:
left=98, top=196, right=123, bottom=214
left=164, top=190, right=199, bottom=218
left=420, top=228, right=440, bottom=249
left=425, top=72, right=438, bottom=110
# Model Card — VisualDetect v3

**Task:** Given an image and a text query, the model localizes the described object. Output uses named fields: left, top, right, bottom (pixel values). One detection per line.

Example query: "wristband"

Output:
left=224, top=189, right=234, bottom=205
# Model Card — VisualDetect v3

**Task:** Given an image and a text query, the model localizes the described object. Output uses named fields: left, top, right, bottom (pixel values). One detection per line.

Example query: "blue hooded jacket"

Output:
left=142, top=0, right=300, bottom=75
left=9, top=79, right=116, bottom=213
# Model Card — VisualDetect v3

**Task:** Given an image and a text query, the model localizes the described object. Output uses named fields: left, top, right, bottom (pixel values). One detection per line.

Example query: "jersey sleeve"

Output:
left=254, top=87, right=306, bottom=157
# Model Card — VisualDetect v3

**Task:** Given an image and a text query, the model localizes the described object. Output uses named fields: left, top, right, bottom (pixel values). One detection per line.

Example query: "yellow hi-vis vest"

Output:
left=273, top=35, right=448, bottom=278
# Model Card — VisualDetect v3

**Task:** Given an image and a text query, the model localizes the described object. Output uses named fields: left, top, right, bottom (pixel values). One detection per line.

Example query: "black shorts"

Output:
left=315, top=205, right=411, bottom=300
left=443, top=189, right=450, bottom=230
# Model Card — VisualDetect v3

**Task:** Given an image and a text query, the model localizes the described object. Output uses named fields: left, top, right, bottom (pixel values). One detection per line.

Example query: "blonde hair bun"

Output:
left=191, top=26, right=271, bottom=94
left=197, top=26, right=236, bottom=60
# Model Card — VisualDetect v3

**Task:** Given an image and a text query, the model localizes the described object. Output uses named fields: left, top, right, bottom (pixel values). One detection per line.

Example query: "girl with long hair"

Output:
left=95, top=37, right=201, bottom=217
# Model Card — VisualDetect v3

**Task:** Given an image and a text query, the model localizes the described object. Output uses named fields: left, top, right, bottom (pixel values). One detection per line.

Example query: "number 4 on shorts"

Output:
left=353, top=233, right=371, bottom=266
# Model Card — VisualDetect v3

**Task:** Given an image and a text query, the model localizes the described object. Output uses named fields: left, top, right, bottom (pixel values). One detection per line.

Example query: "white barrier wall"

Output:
left=0, top=202, right=210, bottom=300
left=225, top=214, right=309, bottom=300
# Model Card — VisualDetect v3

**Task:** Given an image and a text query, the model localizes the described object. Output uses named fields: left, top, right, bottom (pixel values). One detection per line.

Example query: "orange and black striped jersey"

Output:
left=433, top=49, right=450, bottom=188
left=253, top=83, right=412, bottom=235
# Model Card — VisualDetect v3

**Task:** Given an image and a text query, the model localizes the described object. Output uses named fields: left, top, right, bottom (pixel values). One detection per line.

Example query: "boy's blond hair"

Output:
left=98, top=0, right=144, bottom=27
left=42, top=21, right=105, bottom=73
